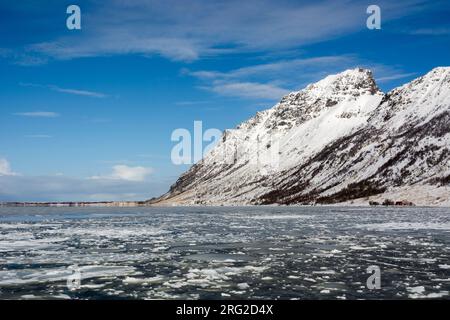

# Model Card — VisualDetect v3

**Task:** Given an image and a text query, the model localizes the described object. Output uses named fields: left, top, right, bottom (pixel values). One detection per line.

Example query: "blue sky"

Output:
left=0, top=0, right=449, bottom=201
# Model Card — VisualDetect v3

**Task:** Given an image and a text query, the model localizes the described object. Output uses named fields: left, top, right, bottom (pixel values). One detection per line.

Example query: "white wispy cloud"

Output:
left=410, top=27, right=450, bottom=35
left=175, top=100, right=212, bottom=106
left=0, top=48, right=48, bottom=66
left=0, top=158, right=18, bottom=176
left=367, top=63, right=421, bottom=84
left=187, top=55, right=420, bottom=99
left=14, top=111, right=59, bottom=118
left=90, top=165, right=153, bottom=182
left=0, top=174, right=168, bottom=202
left=20, top=82, right=108, bottom=98
left=207, top=81, right=290, bottom=100
left=24, top=134, right=53, bottom=139
left=191, top=56, right=353, bottom=81
left=87, top=193, right=140, bottom=201
left=49, top=86, right=108, bottom=98
left=188, top=55, right=358, bottom=100
left=0, top=160, right=162, bottom=201
left=23, top=0, right=424, bottom=63
left=377, top=72, right=418, bottom=82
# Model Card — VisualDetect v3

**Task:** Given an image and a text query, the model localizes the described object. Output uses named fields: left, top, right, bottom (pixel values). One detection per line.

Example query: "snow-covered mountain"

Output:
left=152, top=67, right=450, bottom=206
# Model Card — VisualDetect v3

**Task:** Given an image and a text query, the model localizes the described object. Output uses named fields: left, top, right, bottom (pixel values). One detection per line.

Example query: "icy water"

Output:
left=0, top=206, right=449, bottom=300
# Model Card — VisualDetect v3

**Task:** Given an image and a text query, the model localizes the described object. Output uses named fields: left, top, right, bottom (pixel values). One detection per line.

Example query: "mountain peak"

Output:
left=400, top=66, right=450, bottom=90
left=423, top=66, right=450, bottom=81
left=387, top=66, right=450, bottom=97
left=304, top=68, right=380, bottom=97
left=430, top=66, right=450, bottom=73
left=279, top=68, right=380, bottom=106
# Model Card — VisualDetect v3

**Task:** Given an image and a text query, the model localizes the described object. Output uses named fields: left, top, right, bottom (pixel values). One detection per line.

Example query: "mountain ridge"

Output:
left=151, top=67, right=450, bottom=206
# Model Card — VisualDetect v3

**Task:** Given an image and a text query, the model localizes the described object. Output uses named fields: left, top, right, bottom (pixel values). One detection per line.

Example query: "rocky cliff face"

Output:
left=153, top=67, right=450, bottom=206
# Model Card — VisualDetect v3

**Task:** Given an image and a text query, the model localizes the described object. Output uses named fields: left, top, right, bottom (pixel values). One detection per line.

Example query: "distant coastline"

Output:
left=0, top=201, right=148, bottom=207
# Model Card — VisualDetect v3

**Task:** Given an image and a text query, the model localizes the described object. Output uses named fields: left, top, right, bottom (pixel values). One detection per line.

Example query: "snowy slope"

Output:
left=152, top=67, right=450, bottom=206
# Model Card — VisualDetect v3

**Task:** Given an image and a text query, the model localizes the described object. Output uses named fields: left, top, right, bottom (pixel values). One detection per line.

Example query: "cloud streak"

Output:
left=0, top=174, right=166, bottom=202
left=206, top=81, right=290, bottom=100
left=0, top=160, right=161, bottom=202
left=90, top=165, right=153, bottom=182
left=14, top=111, right=59, bottom=118
left=376, top=72, right=418, bottom=82
left=20, top=83, right=108, bottom=98
left=188, top=55, right=358, bottom=100
left=0, top=48, right=48, bottom=66
left=24, top=0, right=425, bottom=62
left=0, top=159, right=18, bottom=177
left=187, top=55, right=420, bottom=100
left=410, top=27, right=450, bottom=35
